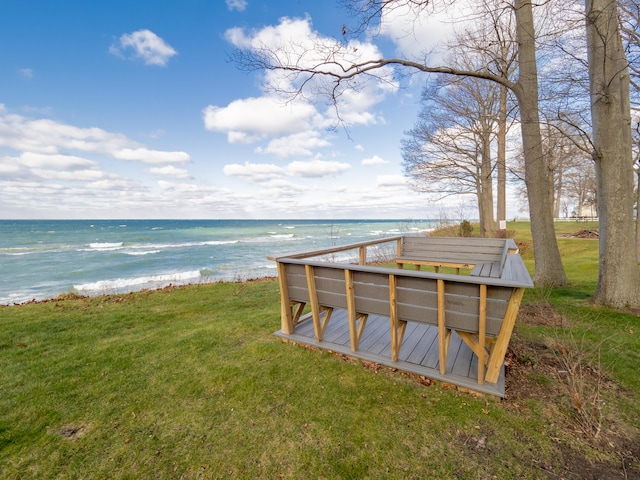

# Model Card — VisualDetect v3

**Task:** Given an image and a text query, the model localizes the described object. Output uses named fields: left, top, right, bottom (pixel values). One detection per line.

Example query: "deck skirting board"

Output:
left=274, top=310, right=505, bottom=397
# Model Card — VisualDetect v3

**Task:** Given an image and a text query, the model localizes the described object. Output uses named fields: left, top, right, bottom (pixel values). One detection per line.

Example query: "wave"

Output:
left=74, top=269, right=207, bottom=294
left=79, top=239, right=239, bottom=254
left=1, top=249, right=33, bottom=256
left=124, top=250, right=160, bottom=256
left=270, top=234, right=295, bottom=239
left=88, top=242, right=124, bottom=251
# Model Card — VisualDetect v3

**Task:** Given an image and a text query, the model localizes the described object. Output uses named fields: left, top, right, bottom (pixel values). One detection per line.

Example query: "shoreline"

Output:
left=1, top=275, right=280, bottom=308
left=0, top=273, right=279, bottom=308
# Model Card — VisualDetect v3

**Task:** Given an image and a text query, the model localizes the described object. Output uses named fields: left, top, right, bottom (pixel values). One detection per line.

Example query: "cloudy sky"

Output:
left=0, top=0, right=483, bottom=220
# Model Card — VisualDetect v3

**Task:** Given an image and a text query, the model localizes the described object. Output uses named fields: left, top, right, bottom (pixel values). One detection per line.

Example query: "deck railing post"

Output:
left=396, top=238, right=404, bottom=269
left=276, top=262, right=294, bottom=334
left=358, top=246, right=367, bottom=265
left=345, top=269, right=368, bottom=351
left=477, top=284, right=487, bottom=385
left=389, top=274, right=398, bottom=361
left=437, top=279, right=451, bottom=375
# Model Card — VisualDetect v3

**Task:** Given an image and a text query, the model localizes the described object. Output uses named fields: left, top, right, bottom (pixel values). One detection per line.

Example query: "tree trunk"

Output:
left=497, top=84, right=507, bottom=233
left=480, top=126, right=496, bottom=237
left=637, top=170, right=640, bottom=260
left=514, top=0, right=568, bottom=285
left=555, top=167, right=563, bottom=219
left=587, top=0, right=640, bottom=308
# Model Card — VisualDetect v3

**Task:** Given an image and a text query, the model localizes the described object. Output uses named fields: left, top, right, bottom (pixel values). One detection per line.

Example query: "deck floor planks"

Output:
left=449, top=335, right=473, bottom=377
left=356, top=316, right=390, bottom=352
left=275, top=309, right=506, bottom=397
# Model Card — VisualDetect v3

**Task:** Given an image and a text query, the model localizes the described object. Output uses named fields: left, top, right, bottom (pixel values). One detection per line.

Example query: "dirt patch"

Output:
left=517, top=302, right=567, bottom=328
left=504, top=304, right=640, bottom=479
left=59, top=424, right=88, bottom=441
left=558, top=229, right=599, bottom=239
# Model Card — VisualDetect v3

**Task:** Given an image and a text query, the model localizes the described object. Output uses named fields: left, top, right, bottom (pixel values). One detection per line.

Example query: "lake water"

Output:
left=0, top=219, right=438, bottom=305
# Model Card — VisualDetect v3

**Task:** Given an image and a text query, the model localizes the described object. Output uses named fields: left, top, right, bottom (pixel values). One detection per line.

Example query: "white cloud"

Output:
left=0, top=157, right=22, bottom=176
left=287, top=159, right=351, bottom=178
left=255, top=131, right=331, bottom=157
left=18, top=153, right=98, bottom=169
left=378, top=3, right=456, bottom=59
left=157, top=180, right=201, bottom=193
left=361, top=155, right=388, bottom=166
left=0, top=111, right=132, bottom=154
left=110, top=29, right=177, bottom=66
left=223, top=162, right=284, bottom=181
left=149, top=165, right=191, bottom=178
left=224, top=159, right=351, bottom=182
left=87, top=178, right=141, bottom=191
left=226, top=17, right=397, bottom=104
left=377, top=174, right=407, bottom=187
left=31, top=168, right=104, bottom=181
left=0, top=105, right=202, bottom=218
left=212, top=17, right=400, bottom=159
left=226, top=0, right=247, bottom=12
left=203, top=97, right=320, bottom=143
left=0, top=108, right=191, bottom=166
left=114, top=148, right=190, bottom=164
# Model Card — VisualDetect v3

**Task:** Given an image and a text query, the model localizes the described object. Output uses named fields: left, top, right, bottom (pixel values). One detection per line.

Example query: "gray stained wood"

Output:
left=275, top=309, right=506, bottom=398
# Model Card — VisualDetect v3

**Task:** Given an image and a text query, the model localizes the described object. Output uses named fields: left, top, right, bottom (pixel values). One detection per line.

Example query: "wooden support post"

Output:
left=437, top=279, right=451, bottom=375
left=396, top=238, right=404, bottom=269
left=389, top=273, right=407, bottom=362
left=485, top=288, right=525, bottom=383
left=305, top=264, right=332, bottom=343
left=277, top=262, right=294, bottom=334
left=477, top=284, right=487, bottom=385
left=358, top=246, right=367, bottom=265
left=345, top=269, right=368, bottom=351
left=389, top=274, right=398, bottom=361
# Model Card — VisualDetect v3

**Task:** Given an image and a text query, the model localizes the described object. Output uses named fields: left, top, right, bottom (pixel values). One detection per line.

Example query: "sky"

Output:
left=0, top=0, right=506, bottom=220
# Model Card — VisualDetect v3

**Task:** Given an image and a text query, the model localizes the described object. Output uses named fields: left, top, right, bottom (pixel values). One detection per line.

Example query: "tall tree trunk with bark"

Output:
left=497, top=84, right=507, bottom=231
left=637, top=170, right=640, bottom=260
left=587, top=0, right=640, bottom=308
left=514, top=0, right=568, bottom=285
left=481, top=124, right=496, bottom=237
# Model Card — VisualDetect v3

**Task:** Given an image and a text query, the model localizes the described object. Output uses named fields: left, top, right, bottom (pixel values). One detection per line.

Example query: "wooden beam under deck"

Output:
left=274, top=309, right=506, bottom=398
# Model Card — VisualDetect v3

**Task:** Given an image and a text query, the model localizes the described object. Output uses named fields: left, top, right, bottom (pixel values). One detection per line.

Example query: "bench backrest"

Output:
left=282, top=261, right=517, bottom=337
left=400, top=236, right=509, bottom=264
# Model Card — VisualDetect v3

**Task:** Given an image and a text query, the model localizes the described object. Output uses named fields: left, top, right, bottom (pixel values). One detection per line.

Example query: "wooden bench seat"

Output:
left=395, top=237, right=518, bottom=279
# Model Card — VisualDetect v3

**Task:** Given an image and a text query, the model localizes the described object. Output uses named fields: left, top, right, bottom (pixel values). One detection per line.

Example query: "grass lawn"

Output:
left=1, top=221, right=639, bottom=479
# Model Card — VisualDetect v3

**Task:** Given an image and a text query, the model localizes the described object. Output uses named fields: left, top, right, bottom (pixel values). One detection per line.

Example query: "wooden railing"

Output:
left=271, top=236, right=533, bottom=385
left=267, top=235, right=403, bottom=266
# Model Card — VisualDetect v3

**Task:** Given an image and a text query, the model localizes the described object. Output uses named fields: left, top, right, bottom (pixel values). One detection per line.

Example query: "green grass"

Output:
left=1, top=222, right=639, bottom=479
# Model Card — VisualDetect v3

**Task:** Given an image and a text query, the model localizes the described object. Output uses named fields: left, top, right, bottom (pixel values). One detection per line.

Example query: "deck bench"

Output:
left=395, top=236, right=518, bottom=278
left=272, top=236, right=532, bottom=386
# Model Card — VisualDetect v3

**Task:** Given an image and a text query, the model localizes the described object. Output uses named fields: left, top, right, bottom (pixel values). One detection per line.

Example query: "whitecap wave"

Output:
left=88, top=242, right=124, bottom=251
left=124, top=250, right=160, bottom=256
left=74, top=270, right=205, bottom=294
left=270, top=234, right=295, bottom=239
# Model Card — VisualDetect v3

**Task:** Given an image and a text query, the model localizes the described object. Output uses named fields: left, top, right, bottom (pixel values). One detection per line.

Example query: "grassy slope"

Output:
left=0, top=222, right=638, bottom=479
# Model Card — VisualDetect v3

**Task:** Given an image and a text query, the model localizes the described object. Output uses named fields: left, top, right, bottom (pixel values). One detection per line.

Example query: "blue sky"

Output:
left=0, top=0, right=488, bottom=220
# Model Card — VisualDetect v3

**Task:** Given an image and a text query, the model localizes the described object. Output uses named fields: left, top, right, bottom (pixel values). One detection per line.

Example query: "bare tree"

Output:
left=469, top=0, right=519, bottom=233
left=618, top=0, right=640, bottom=259
left=402, top=74, right=499, bottom=236
left=231, top=0, right=568, bottom=285
left=586, top=0, right=640, bottom=307
left=564, top=161, right=598, bottom=217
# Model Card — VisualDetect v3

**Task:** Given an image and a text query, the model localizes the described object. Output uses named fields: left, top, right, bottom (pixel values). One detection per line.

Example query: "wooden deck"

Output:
left=275, top=308, right=506, bottom=398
